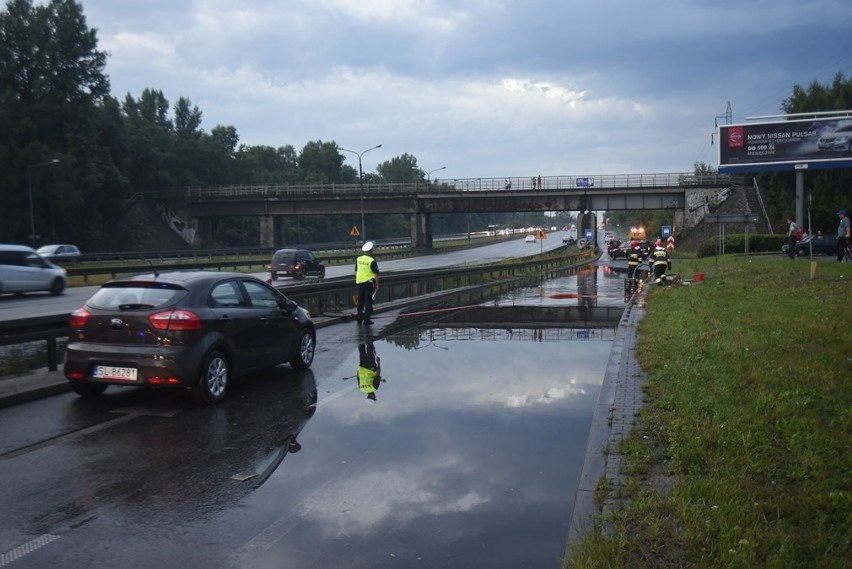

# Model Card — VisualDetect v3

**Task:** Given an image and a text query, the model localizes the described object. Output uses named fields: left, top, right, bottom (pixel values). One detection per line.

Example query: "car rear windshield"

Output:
left=272, top=251, right=298, bottom=263
left=87, top=282, right=187, bottom=310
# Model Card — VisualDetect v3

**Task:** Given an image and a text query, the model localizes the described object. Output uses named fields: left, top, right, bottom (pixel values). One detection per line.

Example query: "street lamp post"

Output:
left=27, top=159, right=60, bottom=247
left=339, top=144, right=382, bottom=242
left=427, top=166, right=446, bottom=186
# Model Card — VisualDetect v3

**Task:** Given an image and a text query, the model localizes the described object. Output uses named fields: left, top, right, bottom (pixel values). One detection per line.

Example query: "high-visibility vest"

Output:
left=358, top=366, right=378, bottom=394
left=652, top=249, right=668, bottom=266
left=355, top=254, right=377, bottom=284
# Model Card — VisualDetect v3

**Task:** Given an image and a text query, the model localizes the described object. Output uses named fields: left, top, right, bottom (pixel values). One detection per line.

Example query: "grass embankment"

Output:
left=570, top=256, right=851, bottom=568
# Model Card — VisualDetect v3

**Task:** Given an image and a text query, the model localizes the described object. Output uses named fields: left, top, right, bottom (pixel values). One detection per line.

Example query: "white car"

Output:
left=525, top=235, right=536, bottom=243
left=0, top=244, right=68, bottom=295
left=817, top=124, right=852, bottom=152
left=36, top=244, right=81, bottom=259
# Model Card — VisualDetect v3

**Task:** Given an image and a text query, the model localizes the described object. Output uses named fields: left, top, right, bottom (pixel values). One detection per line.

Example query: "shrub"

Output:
left=696, top=234, right=786, bottom=258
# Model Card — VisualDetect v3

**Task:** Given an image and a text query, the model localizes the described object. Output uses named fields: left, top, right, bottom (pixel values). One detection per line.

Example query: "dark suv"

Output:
left=268, top=248, right=326, bottom=280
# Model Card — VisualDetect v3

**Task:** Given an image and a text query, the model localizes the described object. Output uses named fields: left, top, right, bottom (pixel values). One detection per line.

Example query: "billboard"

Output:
left=718, top=116, right=852, bottom=173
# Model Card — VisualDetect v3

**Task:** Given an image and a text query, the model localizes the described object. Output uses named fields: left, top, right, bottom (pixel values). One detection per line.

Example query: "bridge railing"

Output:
left=146, top=172, right=733, bottom=200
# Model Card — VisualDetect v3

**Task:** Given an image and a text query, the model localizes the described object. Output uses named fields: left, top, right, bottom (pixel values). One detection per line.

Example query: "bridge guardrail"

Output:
left=145, top=172, right=737, bottom=200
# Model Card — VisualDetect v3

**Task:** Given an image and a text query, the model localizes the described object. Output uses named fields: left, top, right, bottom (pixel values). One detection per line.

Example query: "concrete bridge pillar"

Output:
left=189, top=216, right=213, bottom=247
left=258, top=215, right=287, bottom=248
left=411, top=212, right=433, bottom=248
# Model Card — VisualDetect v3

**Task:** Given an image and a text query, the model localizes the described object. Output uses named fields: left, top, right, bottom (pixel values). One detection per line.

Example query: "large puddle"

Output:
left=235, top=265, right=625, bottom=568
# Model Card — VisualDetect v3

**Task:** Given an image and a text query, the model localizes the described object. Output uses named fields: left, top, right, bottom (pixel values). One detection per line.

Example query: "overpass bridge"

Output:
left=145, top=172, right=738, bottom=248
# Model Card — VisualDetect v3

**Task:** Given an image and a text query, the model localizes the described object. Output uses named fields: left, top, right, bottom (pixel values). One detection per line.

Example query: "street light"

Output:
left=339, top=144, right=382, bottom=242
left=427, top=166, right=446, bottom=186
left=27, top=159, right=60, bottom=247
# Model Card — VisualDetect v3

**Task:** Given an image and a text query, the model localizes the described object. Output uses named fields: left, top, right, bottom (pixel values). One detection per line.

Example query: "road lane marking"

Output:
left=0, top=534, right=60, bottom=567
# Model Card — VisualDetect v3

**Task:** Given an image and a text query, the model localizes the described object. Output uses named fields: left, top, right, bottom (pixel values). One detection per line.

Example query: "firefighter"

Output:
left=626, top=240, right=642, bottom=295
left=651, top=244, right=669, bottom=285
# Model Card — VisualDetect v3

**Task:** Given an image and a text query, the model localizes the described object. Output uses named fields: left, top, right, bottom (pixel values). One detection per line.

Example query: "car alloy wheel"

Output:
left=194, top=350, right=229, bottom=404
left=290, top=330, right=315, bottom=370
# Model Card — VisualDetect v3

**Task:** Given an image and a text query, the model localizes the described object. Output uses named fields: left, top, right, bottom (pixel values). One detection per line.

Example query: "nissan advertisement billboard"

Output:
left=718, top=116, right=852, bottom=173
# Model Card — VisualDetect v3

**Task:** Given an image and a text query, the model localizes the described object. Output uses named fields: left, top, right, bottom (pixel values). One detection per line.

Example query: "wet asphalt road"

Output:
left=0, top=239, right=624, bottom=568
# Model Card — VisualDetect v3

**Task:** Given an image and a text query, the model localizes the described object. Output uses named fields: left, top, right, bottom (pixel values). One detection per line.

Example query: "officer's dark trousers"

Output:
left=357, top=281, right=375, bottom=322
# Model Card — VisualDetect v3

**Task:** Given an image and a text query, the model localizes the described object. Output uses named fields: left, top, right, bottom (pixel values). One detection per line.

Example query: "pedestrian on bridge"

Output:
left=355, top=241, right=380, bottom=325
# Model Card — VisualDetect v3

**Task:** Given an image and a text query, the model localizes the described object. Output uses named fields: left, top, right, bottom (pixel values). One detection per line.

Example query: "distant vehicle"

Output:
left=267, top=248, right=326, bottom=280
left=604, top=231, right=616, bottom=243
left=525, top=235, right=536, bottom=243
left=36, top=244, right=81, bottom=259
left=562, top=234, right=576, bottom=245
left=782, top=234, right=838, bottom=256
left=0, top=244, right=67, bottom=296
left=817, top=124, right=852, bottom=152
left=610, top=241, right=652, bottom=260
left=628, top=226, right=646, bottom=240
left=63, top=270, right=316, bottom=404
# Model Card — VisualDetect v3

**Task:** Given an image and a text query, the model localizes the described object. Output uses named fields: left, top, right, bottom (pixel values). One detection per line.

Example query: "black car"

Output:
left=267, top=248, right=326, bottom=280
left=610, top=241, right=651, bottom=260
left=63, top=271, right=316, bottom=404
left=783, top=234, right=838, bottom=256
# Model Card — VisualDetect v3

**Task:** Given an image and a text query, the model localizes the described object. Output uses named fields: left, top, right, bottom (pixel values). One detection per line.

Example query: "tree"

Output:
left=0, top=0, right=111, bottom=246
left=299, top=140, right=347, bottom=183
left=376, top=153, right=421, bottom=183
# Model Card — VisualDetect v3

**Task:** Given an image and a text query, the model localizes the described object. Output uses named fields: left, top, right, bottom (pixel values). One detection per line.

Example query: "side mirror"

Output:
left=282, top=298, right=298, bottom=313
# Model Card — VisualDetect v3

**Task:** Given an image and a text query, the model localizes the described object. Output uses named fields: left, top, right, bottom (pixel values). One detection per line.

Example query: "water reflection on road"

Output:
left=236, top=265, right=624, bottom=568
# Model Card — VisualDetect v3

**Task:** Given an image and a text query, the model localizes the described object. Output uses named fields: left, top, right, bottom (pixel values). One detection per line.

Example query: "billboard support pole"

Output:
left=796, top=169, right=805, bottom=229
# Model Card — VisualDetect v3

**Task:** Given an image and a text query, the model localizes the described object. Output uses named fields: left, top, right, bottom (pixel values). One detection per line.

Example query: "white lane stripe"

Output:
left=0, top=534, right=61, bottom=567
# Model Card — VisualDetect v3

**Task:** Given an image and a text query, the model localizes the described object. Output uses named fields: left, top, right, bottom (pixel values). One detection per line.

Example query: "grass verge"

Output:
left=568, top=255, right=851, bottom=568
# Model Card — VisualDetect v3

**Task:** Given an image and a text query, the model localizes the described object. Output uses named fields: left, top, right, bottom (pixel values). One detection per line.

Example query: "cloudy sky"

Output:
left=75, top=0, right=852, bottom=180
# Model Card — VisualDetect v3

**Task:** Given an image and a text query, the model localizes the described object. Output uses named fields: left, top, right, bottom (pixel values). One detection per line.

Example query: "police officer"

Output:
left=355, top=241, right=380, bottom=325
left=626, top=240, right=642, bottom=294
left=651, top=244, right=669, bottom=285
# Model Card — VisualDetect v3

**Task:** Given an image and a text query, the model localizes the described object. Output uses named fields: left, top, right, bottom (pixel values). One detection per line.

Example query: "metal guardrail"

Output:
left=1, top=248, right=596, bottom=373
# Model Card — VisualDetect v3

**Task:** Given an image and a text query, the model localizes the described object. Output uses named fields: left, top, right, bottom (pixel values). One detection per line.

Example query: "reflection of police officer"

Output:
left=358, top=341, right=383, bottom=401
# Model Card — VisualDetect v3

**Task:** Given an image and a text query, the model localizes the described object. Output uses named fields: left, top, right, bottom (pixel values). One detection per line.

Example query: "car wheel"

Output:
left=70, top=381, right=108, bottom=398
left=193, top=351, right=229, bottom=404
left=49, top=278, right=65, bottom=295
left=319, top=267, right=326, bottom=279
left=290, top=329, right=315, bottom=370
left=270, top=272, right=278, bottom=280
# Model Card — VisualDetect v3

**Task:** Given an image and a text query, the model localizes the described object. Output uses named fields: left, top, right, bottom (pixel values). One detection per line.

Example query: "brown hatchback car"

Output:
left=64, top=271, right=316, bottom=404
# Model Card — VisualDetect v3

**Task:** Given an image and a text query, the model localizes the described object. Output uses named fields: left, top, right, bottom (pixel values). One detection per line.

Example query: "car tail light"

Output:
left=149, top=310, right=203, bottom=331
left=147, top=376, right=181, bottom=385
left=294, top=263, right=302, bottom=270
left=69, top=308, right=90, bottom=327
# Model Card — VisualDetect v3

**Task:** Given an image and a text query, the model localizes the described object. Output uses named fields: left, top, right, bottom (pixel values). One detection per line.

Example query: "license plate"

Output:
left=93, top=365, right=138, bottom=381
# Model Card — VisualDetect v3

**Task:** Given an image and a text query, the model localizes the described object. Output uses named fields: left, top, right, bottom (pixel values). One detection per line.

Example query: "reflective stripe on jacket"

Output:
left=652, top=249, right=668, bottom=266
